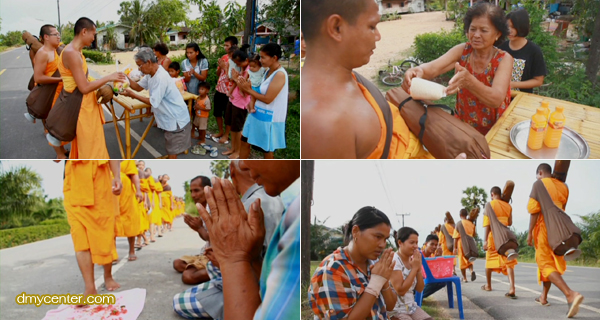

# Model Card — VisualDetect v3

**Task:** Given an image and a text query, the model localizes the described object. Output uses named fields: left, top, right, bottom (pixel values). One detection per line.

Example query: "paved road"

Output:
left=0, top=218, right=206, bottom=320
left=0, top=46, right=230, bottom=159
left=429, top=259, right=600, bottom=320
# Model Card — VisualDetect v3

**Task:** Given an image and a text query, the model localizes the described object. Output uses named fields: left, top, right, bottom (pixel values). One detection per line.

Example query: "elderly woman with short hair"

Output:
left=403, top=2, right=513, bottom=135
left=123, top=48, right=191, bottom=158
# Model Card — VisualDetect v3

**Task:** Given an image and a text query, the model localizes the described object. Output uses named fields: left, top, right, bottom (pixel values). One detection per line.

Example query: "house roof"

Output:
left=166, top=27, right=191, bottom=35
left=97, top=24, right=132, bottom=32
left=235, top=23, right=298, bottom=36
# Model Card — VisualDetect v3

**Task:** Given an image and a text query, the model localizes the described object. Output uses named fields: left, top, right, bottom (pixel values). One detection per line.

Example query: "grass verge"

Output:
left=0, top=219, right=70, bottom=249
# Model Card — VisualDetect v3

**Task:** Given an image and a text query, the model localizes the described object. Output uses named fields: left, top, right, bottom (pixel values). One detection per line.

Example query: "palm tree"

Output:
left=104, top=26, right=118, bottom=50
left=120, top=0, right=156, bottom=46
left=0, top=166, right=45, bottom=229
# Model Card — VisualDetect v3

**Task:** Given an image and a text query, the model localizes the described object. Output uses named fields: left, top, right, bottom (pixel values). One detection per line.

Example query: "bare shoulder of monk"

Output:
left=61, top=46, right=82, bottom=71
left=302, top=81, right=379, bottom=158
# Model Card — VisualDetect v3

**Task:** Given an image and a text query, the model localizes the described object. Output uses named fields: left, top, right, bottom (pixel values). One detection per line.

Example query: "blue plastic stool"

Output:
left=415, top=253, right=464, bottom=319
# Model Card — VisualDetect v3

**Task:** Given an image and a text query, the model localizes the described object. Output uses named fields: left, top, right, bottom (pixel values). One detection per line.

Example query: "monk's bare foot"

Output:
left=228, top=153, right=239, bottom=159
left=222, top=149, right=234, bottom=155
left=104, top=278, right=120, bottom=291
left=128, top=254, right=137, bottom=261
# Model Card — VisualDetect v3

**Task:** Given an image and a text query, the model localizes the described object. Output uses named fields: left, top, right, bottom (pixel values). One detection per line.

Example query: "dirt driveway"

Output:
left=355, top=11, right=455, bottom=81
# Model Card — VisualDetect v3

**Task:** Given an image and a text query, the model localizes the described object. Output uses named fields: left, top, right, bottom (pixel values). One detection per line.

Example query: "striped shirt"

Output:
left=253, top=179, right=300, bottom=320
left=309, top=248, right=387, bottom=320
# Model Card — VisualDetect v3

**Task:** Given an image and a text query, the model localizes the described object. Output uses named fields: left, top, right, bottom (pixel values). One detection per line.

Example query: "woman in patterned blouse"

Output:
left=309, top=207, right=397, bottom=320
left=403, top=2, right=513, bottom=135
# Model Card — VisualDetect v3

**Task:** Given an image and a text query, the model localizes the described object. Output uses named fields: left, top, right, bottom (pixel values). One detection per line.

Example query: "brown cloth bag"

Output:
left=529, top=179, right=582, bottom=256
left=44, top=87, right=85, bottom=142
left=484, top=202, right=518, bottom=256
left=26, top=69, right=61, bottom=119
left=385, top=87, right=491, bottom=159
left=456, top=220, right=479, bottom=259
left=441, top=224, right=454, bottom=252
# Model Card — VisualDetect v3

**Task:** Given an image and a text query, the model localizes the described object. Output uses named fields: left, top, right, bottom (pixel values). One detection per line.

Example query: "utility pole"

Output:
left=396, top=213, right=411, bottom=228
left=301, top=160, right=314, bottom=287
left=57, top=0, right=61, bottom=34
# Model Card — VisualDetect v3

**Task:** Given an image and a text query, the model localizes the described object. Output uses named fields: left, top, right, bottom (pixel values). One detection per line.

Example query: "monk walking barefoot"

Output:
left=63, top=160, right=122, bottom=297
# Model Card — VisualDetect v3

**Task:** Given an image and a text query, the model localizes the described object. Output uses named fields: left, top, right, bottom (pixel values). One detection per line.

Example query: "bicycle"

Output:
left=379, top=59, right=420, bottom=86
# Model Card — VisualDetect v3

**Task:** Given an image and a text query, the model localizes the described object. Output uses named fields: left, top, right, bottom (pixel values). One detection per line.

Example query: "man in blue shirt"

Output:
left=123, top=48, right=191, bottom=158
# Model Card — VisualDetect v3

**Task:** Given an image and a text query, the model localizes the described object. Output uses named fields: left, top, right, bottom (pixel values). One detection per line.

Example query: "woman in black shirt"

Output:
left=499, top=8, right=547, bottom=93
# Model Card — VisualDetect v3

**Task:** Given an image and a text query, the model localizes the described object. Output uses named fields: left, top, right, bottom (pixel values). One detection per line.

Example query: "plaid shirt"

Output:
left=309, top=247, right=387, bottom=320
left=253, top=179, right=300, bottom=320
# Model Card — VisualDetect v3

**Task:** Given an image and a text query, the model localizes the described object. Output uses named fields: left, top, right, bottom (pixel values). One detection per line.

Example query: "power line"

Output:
left=374, top=162, right=398, bottom=216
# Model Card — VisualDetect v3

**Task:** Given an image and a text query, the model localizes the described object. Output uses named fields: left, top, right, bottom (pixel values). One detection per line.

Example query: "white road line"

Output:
left=101, top=104, right=162, bottom=158
left=0, top=69, right=5, bottom=76
left=93, top=255, right=130, bottom=290
left=477, top=272, right=600, bottom=314
left=16, top=56, right=20, bottom=59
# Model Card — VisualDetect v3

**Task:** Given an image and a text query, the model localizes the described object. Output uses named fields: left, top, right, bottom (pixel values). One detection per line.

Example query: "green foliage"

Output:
left=310, top=220, right=343, bottom=261
left=189, top=0, right=226, bottom=55
left=460, top=186, right=487, bottom=220
left=538, top=64, right=600, bottom=106
left=261, top=0, right=300, bottom=38
left=275, top=68, right=300, bottom=159
left=104, top=26, right=118, bottom=50
left=210, top=160, right=231, bottom=178
left=119, top=0, right=157, bottom=46
left=381, top=12, right=402, bottom=22
left=82, top=49, right=114, bottom=64
left=60, top=22, right=75, bottom=45
left=446, top=0, right=468, bottom=28
left=577, top=210, right=600, bottom=264
left=0, top=30, right=24, bottom=47
left=145, top=0, right=190, bottom=41
left=0, top=166, right=44, bottom=229
left=571, top=0, right=599, bottom=38
left=0, top=220, right=70, bottom=249
left=413, top=29, right=466, bottom=64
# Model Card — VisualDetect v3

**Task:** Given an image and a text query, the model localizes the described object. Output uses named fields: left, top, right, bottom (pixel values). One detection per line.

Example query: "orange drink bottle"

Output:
left=540, top=101, right=550, bottom=123
left=527, top=108, right=547, bottom=150
left=544, top=106, right=566, bottom=148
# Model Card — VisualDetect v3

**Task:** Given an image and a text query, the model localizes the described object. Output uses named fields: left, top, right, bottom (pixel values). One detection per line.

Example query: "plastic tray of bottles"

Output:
left=509, top=120, right=590, bottom=159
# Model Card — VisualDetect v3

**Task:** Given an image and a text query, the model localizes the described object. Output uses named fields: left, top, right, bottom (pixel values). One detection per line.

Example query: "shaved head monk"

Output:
left=300, top=0, right=465, bottom=159
left=482, top=186, right=517, bottom=297
left=29, top=24, right=68, bottom=159
left=453, top=209, right=476, bottom=282
left=57, top=17, right=126, bottom=158
left=63, top=160, right=123, bottom=296
left=527, top=163, right=584, bottom=317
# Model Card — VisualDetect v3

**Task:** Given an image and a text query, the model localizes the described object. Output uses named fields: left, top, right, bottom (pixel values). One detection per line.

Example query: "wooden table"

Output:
left=105, top=90, right=198, bottom=159
left=485, top=91, right=600, bottom=159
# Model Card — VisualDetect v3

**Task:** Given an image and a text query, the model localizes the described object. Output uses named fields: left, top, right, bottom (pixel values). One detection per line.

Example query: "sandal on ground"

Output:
left=567, top=294, right=584, bottom=318
left=200, top=144, right=213, bottom=151
left=481, top=285, right=491, bottom=291
left=471, top=271, right=476, bottom=281
left=210, top=149, right=218, bottom=158
left=505, top=293, right=517, bottom=299
left=535, top=297, right=550, bottom=306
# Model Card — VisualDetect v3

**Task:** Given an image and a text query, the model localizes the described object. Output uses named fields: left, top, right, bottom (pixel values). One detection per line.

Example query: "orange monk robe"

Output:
left=354, top=75, right=433, bottom=159
left=528, top=177, right=569, bottom=285
left=58, top=51, right=109, bottom=159
left=117, top=161, right=141, bottom=237
left=147, top=176, right=157, bottom=225
left=138, top=177, right=151, bottom=233
left=439, top=223, right=456, bottom=266
left=484, top=200, right=518, bottom=275
left=63, top=160, right=117, bottom=265
left=453, top=219, right=475, bottom=270
left=151, top=178, right=164, bottom=226
left=161, top=188, right=173, bottom=224
left=41, top=50, right=69, bottom=146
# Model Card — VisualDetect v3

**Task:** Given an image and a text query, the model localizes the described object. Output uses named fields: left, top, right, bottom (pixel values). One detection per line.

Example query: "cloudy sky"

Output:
left=0, top=160, right=216, bottom=199
left=310, top=160, right=600, bottom=242
left=0, top=0, right=248, bottom=35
